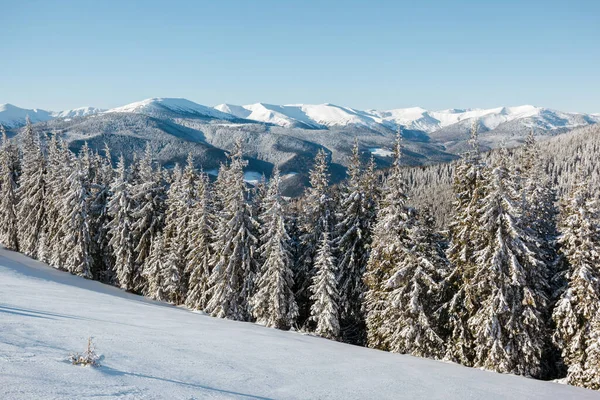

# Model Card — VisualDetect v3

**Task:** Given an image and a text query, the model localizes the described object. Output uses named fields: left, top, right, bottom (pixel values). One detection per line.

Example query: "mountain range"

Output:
left=2, top=98, right=598, bottom=195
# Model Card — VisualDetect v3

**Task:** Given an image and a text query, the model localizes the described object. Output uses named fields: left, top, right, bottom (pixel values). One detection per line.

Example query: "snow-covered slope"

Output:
left=0, top=104, right=54, bottom=128
left=108, top=98, right=238, bottom=121
left=1, top=246, right=597, bottom=400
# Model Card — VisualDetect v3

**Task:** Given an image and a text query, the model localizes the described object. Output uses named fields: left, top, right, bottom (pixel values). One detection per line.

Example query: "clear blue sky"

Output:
left=1, top=0, right=599, bottom=113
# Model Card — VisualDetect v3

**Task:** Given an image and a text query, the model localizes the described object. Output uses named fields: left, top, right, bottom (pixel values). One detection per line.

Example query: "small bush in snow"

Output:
left=69, top=337, right=100, bottom=367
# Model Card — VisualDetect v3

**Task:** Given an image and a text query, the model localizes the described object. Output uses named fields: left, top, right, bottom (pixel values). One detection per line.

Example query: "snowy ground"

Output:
left=1, top=246, right=598, bottom=400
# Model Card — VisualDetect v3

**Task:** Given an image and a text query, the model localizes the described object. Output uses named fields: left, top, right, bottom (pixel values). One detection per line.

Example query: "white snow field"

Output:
left=1, top=247, right=598, bottom=400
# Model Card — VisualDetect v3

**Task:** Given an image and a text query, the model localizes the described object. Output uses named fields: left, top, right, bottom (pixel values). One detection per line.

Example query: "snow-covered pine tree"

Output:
left=44, top=134, right=74, bottom=268
left=107, top=155, right=137, bottom=291
left=185, top=171, right=216, bottom=310
left=518, top=131, right=561, bottom=378
left=157, top=156, right=196, bottom=304
left=205, top=140, right=258, bottom=320
left=384, top=205, right=447, bottom=359
left=309, top=220, right=340, bottom=340
left=440, top=121, right=487, bottom=366
left=552, top=177, right=600, bottom=388
left=16, top=118, right=46, bottom=258
left=363, top=132, right=414, bottom=351
left=250, top=167, right=298, bottom=329
left=60, top=154, right=93, bottom=278
left=467, top=147, right=548, bottom=377
left=0, top=127, right=19, bottom=250
left=130, top=143, right=166, bottom=293
left=583, top=311, right=600, bottom=390
left=295, top=148, right=333, bottom=326
left=143, top=231, right=168, bottom=302
left=335, top=140, right=373, bottom=344
left=89, top=145, right=115, bottom=282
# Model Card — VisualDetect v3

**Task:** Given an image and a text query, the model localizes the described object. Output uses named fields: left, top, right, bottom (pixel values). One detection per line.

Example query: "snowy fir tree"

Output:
left=0, top=127, right=19, bottom=250
left=440, top=121, right=488, bottom=365
left=334, top=140, right=375, bottom=344
left=185, top=171, right=216, bottom=310
left=363, top=132, right=414, bottom=351
left=205, top=140, right=258, bottom=320
left=309, top=221, right=340, bottom=340
left=384, top=205, right=447, bottom=358
left=552, top=177, right=600, bottom=388
left=107, top=155, right=137, bottom=291
left=88, top=145, right=115, bottom=282
left=44, top=134, right=74, bottom=267
left=250, top=168, right=298, bottom=329
left=16, top=118, right=46, bottom=258
left=467, top=147, right=548, bottom=377
left=295, top=148, right=333, bottom=326
left=143, top=232, right=168, bottom=302
left=60, top=156, right=93, bottom=278
left=130, top=143, right=166, bottom=293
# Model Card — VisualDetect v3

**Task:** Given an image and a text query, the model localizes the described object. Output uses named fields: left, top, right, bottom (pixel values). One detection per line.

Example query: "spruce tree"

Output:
left=89, top=145, right=115, bottom=282
left=185, top=171, right=216, bottom=310
left=130, top=143, right=166, bottom=293
left=468, top=148, right=548, bottom=377
left=385, top=206, right=447, bottom=358
left=363, top=133, right=413, bottom=351
left=16, top=118, right=46, bottom=258
left=552, top=178, right=600, bottom=388
left=309, top=221, right=340, bottom=340
left=143, top=232, right=168, bottom=301
left=335, top=140, right=373, bottom=344
left=0, top=127, right=19, bottom=250
left=205, top=140, right=258, bottom=320
left=441, top=122, right=487, bottom=365
left=61, top=156, right=93, bottom=278
left=295, top=148, right=333, bottom=326
left=107, top=155, right=137, bottom=291
left=45, top=135, right=74, bottom=268
left=250, top=168, right=298, bottom=329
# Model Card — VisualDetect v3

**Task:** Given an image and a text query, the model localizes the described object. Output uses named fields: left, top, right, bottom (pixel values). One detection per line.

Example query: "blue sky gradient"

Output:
left=1, top=0, right=599, bottom=112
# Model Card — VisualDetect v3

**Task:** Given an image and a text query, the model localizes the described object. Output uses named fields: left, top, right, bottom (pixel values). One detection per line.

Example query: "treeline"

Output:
left=1, top=120, right=600, bottom=390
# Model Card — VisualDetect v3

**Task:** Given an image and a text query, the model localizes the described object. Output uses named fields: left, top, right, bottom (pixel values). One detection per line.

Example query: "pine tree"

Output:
left=309, top=222, right=340, bottom=340
left=45, top=134, right=74, bottom=268
left=552, top=178, right=600, bottom=388
left=61, top=155, right=93, bottom=278
left=130, top=143, right=166, bottom=293
left=185, top=171, right=216, bottom=310
left=385, top=206, right=447, bottom=358
left=107, top=155, right=137, bottom=291
left=295, top=148, right=333, bottom=326
left=205, top=140, right=258, bottom=320
left=583, top=312, right=600, bottom=390
left=89, top=145, right=115, bottom=282
left=250, top=168, right=298, bottom=329
left=441, top=121, right=487, bottom=365
left=143, top=232, right=168, bottom=301
left=16, top=118, right=46, bottom=258
left=0, top=127, right=19, bottom=250
left=467, top=147, right=548, bottom=377
left=157, top=157, right=196, bottom=304
left=363, top=132, right=414, bottom=351
left=335, top=140, right=373, bottom=344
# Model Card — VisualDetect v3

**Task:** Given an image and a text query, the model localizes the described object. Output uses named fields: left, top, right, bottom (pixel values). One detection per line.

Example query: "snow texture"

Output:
left=1, top=247, right=598, bottom=399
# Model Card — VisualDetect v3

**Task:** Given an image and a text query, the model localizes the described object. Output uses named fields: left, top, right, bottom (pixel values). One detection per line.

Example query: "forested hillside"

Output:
left=1, top=120, right=600, bottom=390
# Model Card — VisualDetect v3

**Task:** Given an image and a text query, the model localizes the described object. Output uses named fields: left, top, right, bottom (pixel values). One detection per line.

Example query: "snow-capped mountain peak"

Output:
left=0, top=103, right=54, bottom=128
left=107, top=97, right=236, bottom=120
left=51, top=106, right=104, bottom=119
